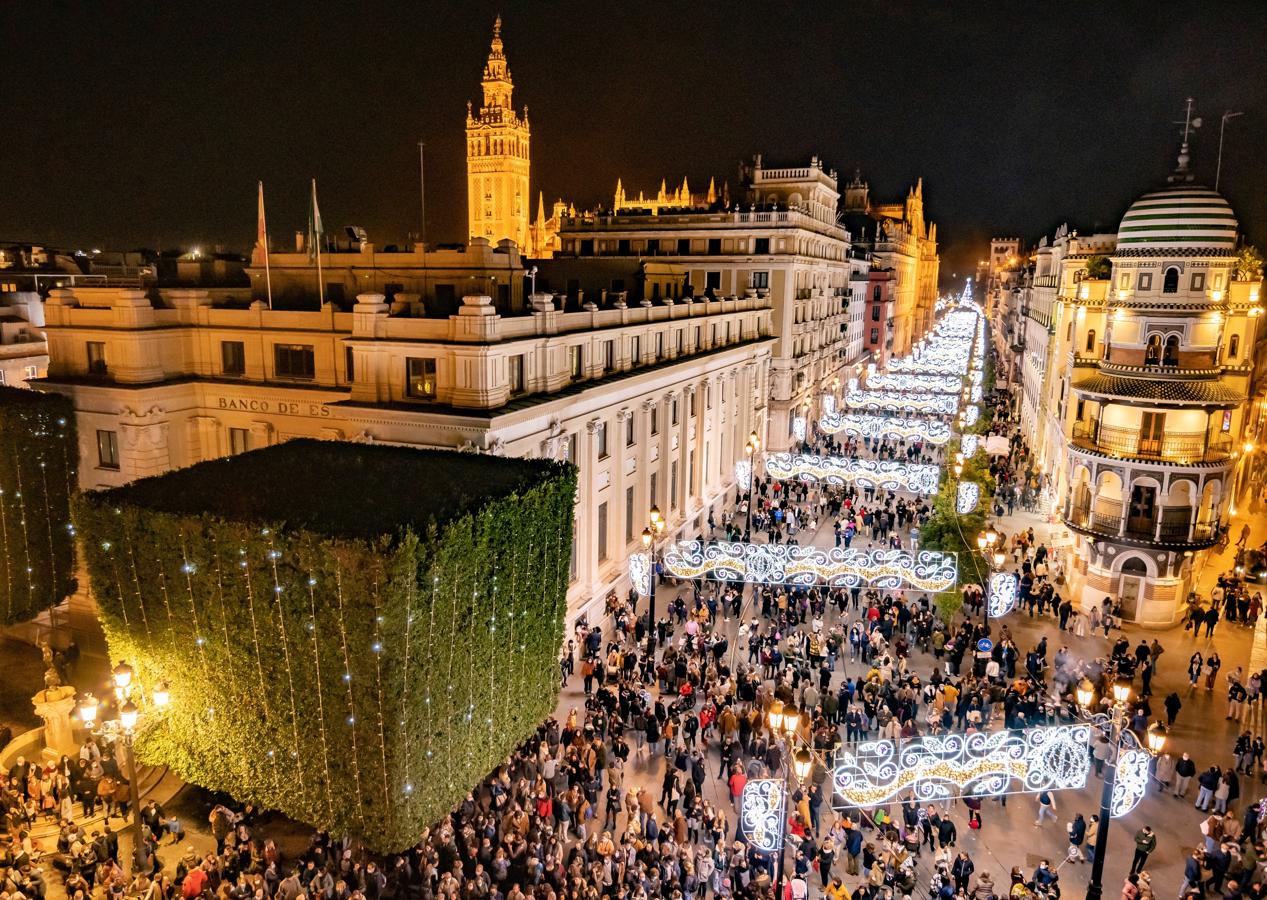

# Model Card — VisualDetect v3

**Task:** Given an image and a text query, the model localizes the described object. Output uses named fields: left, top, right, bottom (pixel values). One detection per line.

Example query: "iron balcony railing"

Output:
left=1065, top=492, right=1218, bottom=545
left=1071, top=420, right=1233, bottom=464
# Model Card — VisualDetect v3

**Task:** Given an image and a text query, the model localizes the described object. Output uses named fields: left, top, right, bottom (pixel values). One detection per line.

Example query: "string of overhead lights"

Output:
left=817, top=412, right=953, bottom=444
left=763, top=452, right=941, bottom=495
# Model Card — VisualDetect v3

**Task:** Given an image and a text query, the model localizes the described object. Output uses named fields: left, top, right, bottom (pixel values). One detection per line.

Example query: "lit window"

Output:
left=97, top=430, right=120, bottom=470
left=229, top=428, right=250, bottom=455
left=274, top=344, right=315, bottom=379
left=87, top=342, right=107, bottom=375
left=406, top=357, right=437, bottom=399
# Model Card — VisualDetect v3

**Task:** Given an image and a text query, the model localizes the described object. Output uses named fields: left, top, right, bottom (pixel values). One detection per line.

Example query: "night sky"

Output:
left=3, top=1, right=1266, bottom=280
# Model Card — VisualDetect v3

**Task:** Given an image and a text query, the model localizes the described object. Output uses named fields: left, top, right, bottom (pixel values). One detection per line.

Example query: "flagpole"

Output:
left=312, top=178, right=325, bottom=308
left=259, top=181, right=274, bottom=309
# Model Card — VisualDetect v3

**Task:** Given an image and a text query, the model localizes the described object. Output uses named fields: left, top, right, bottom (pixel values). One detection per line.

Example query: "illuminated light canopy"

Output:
left=764, top=452, right=940, bottom=496
left=831, top=724, right=1091, bottom=808
left=660, top=541, right=958, bottom=592
left=956, top=481, right=980, bottom=514
left=822, top=394, right=836, bottom=416
left=961, top=434, right=980, bottom=457
left=865, top=370, right=964, bottom=394
left=734, top=459, right=752, bottom=491
left=988, top=572, right=1019, bottom=618
left=628, top=552, right=651, bottom=599
left=740, top=778, right=785, bottom=853
left=845, top=389, right=959, bottom=416
left=792, top=416, right=807, bottom=441
left=818, top=412, right=952, bottom=445
left=1111, top=748, right=1150, bottom=818
left=962, top=404, right=980, bottom=427
left=971, top=384, right=983, bottom=403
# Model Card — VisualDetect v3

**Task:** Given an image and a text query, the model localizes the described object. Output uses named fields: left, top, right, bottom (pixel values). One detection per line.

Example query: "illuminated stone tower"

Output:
left=467, top=16, right=530, bottom=250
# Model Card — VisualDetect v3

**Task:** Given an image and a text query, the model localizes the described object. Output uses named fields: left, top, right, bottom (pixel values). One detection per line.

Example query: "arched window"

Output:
left=1145, top=334, right=1162, bottom=365
left=1163, top=334, right=1180, bottom=366
left=1163, top=267, right=1180, bottom=293
left=1229, top=334, right=1241, bottom=359
left=1085, top=329, right=1096, bottom=353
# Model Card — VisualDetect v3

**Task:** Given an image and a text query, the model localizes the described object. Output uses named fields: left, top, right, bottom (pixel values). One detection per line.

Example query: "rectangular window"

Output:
left=1222, top=410, right=1233, bottom=432
left=655, top=332, right=664, bottom=360
left=1192, top=272, right=1205, bottom=291
left=707, top=238, right=722, bottom=256
left=597, top=422, right=609, bottom=459
left=405, top=357, right=438, bottom=399
left=689, top=390, right=697, bottom=417
left=705, top=384, right=712, bottom=409
left=870, top=328, right=879, bottom=343
left=650, top=405, right=659, bottom=435
left=689, top=450, right=696, bottom=495
left=626, top=415, right=636, bottom=447
left=96, top=430, right=119, bottom=469
left=677, top=330, right=685, bottom=355
left=597, top=502, right=608, bottom=562
left=649, top=471, right=658, bottom=507
left=625, top=486, right=635, bottom=543
left=617, top=239, right=631, bottom=255
left=1075, top=399, right=1085, bottom=421
left=604, top=340, right=615, bottom=374
left=677, top=238, right=691, bottom=254
left=221, top=341, right=246, bottom=376
left=24, top=365, right=39, bottom=379
left=705, top=271, right=721, bottom=291
left=86, top=341, right=107, bottom=375
left=670, top=461, right=679, bottom=509
left=274, top=344, right=315, bottom=380
left=509, top=354, right=525, bottom=394
left=751, top=271, right=769, bottom=289
left=567, top=433, right=578, bottom=463
left=229, top=427, right=250, bottom=455
left=672, top=398, right=679, bottom=425
left=631, top=337, right=640, bottom=365
left=1118, top=273, right=1130, bottom=290
left=871, top=305, right=881, bottom=321
left=570, top=345, right=584, bottom=381
left=1138, top=273, right=1153, bottom=291
left=754, top=237, right=770, bottom=254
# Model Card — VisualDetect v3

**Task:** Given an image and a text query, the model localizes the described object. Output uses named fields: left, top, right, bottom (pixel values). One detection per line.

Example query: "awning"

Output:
left=986, top=435, right=1011, bottom=456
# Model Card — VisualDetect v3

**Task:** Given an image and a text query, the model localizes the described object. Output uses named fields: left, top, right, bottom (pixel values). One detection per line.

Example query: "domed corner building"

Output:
left=1056, top=145, right=1264, bottom=625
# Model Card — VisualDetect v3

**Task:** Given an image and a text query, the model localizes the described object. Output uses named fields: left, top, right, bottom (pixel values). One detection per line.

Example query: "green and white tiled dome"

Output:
left=1116, top=184, right=1238, bottom=249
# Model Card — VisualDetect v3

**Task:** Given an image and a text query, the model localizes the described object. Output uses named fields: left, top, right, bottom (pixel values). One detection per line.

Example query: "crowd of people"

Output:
left=2, top=383, right=1265, bottom=900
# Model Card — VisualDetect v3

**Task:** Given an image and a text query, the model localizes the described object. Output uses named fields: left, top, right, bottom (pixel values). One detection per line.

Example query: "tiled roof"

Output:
left=1072, top=373, right=1244, bottom=405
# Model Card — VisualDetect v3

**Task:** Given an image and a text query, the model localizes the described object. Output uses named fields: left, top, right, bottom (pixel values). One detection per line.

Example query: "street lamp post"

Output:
left=78, top=661, right=170, bottom=877
left=1075, top=678, right=1167, bottom=900
left=641, top=506, right=666, bottom=649
left=744, top=430, right=761, bottom=542
left=766, top=702, right=813, bottom=900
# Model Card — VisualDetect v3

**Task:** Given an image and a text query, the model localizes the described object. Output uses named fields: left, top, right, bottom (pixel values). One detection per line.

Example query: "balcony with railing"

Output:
left=1070, top=420, right=1233, bottom=465
left=1063, top=493, right=1218, bottom=547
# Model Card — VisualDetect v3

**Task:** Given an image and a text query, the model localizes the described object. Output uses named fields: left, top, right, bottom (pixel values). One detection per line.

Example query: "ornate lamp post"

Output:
left=766, top=702, right=813, bottom=900
left=744, top=430, right=761, bottom=542
left=78, top=661, right=170, bottom=876
left=640, top=505, right=666, bottom=647
left=1075, top=677, right=1167, bottom=900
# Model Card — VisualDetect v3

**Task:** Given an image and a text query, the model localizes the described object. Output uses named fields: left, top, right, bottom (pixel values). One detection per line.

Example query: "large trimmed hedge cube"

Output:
left=0, top=386, right=78, bottom=625
left=76, top=440, right=575, bottom=851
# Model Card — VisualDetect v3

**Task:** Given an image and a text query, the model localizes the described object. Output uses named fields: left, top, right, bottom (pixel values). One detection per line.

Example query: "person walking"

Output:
left=1131, top=826, right=1156, bottom=874
left=1164, top=691, right=1182, bottom=725
left=1034, top=789, right=1057, bottom=826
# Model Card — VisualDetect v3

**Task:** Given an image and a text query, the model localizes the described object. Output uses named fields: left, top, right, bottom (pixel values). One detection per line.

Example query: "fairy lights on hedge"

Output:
left=764, top=453, right=940, bottom=496
left=818, top=412, right=952, bottom=445
left=659, top=541, right=958, bottom=592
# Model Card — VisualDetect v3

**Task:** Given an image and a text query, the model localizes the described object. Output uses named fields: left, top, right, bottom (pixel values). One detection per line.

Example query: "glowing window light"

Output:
left=1111, top=748, right=1150, bottom=818
left=628, top=552, right=651, bottom=598
left=818, top=412, right=953, bottom=445
left=956, top=481, right=980, bottom=514
left=845, top=389, right=959, bottom=416
left=988, top=572, right=1019, bottom=618
left=740, top=778, right=786, bottom=853
left=763, top=452, right=940, bottom=496
left=866, top=371, right=964, bottom=394
left=660, top=541, right=958, bottom=592
left=831, top=724, right=1091, bottom=808
left=734, top=459, right=752, bottom=491
left=792, top=416, right=807, bottom=441
left=961, top=434, right=980, bottom=457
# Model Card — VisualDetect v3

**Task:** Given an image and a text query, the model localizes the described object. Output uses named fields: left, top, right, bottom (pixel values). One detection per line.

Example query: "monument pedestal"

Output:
left=32, top=685, right=78, bottom=763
